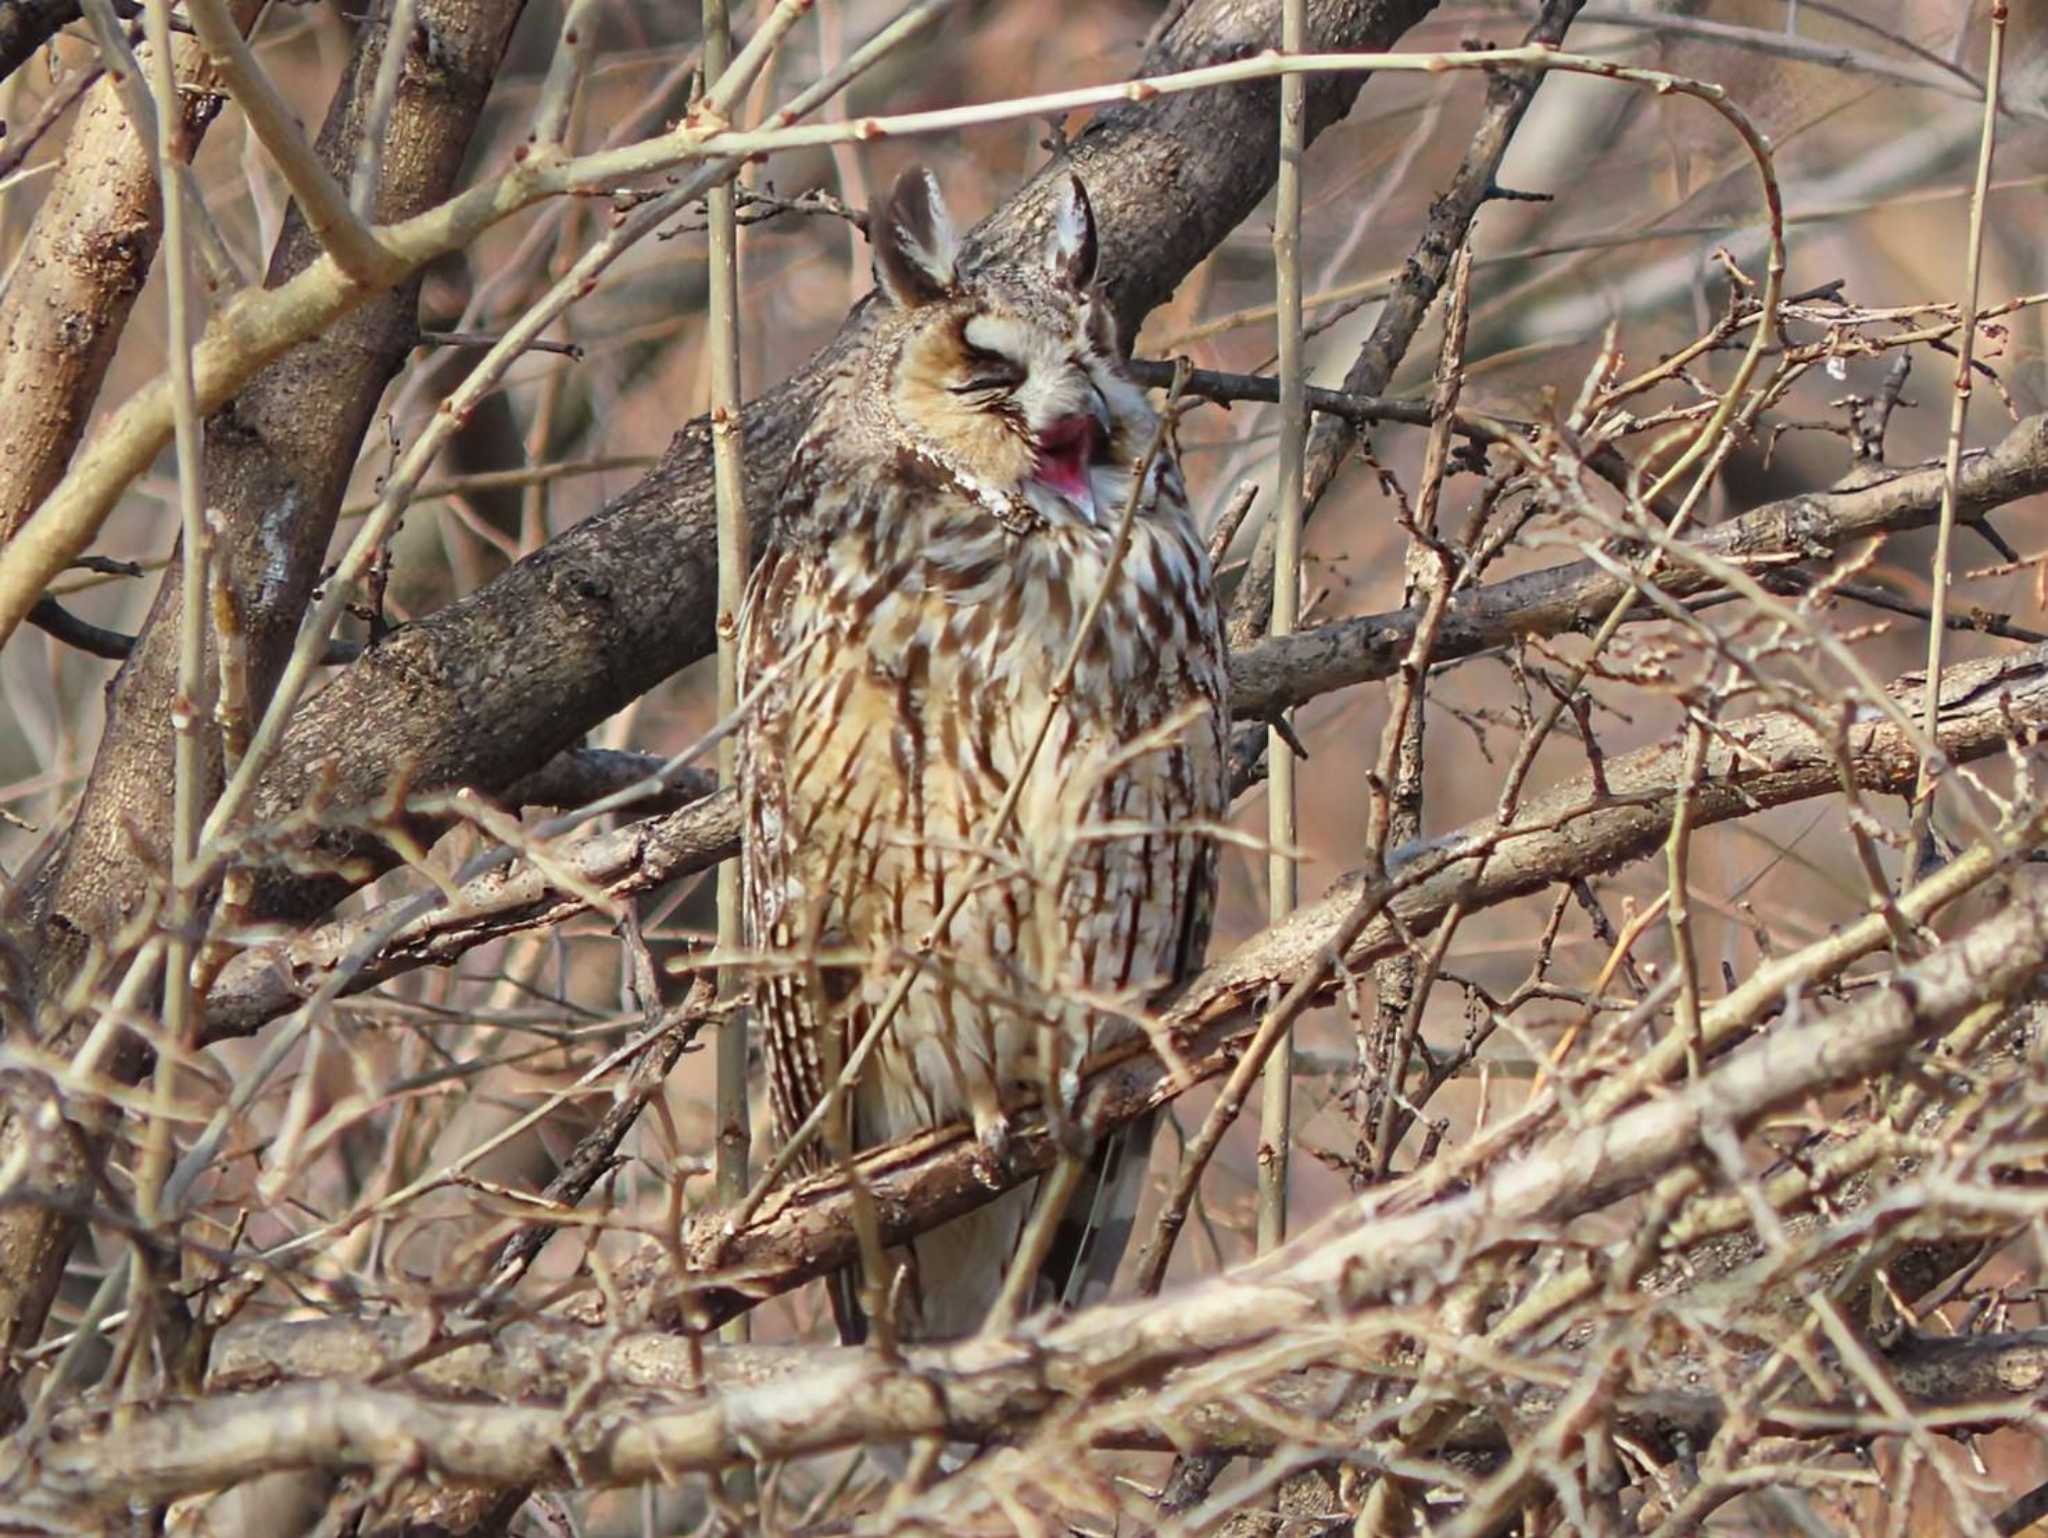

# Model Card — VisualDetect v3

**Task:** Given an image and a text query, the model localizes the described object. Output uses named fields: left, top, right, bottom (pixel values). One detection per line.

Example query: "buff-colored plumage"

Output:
left=739, top=166, right=1227, bottom=1341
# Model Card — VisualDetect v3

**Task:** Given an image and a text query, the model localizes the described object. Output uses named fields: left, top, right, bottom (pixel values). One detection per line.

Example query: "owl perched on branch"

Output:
left=739, top=165, right=1228, bottom=1342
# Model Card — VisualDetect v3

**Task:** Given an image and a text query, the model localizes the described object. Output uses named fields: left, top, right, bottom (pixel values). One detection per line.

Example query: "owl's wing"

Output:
left=742, top=534, right=874, bottom=1345
left=738, top=536, right=839, bottom=1166
left=1050, top=617, right=1231, bottom=1314
left=1050, top=814, right=1220, bottom=1310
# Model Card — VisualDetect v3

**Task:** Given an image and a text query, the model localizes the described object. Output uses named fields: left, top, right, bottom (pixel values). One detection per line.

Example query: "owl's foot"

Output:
left=969, top=1113, right=1011, bottom=1190
left=1034, top=1060, right=1099, bottom=1162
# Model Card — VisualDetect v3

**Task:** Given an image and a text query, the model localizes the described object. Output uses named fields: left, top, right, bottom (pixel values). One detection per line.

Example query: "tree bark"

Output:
left=0, top=0, right=529, bottom=1423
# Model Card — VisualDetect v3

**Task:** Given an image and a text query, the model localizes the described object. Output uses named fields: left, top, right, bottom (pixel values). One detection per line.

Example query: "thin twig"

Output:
left=133, top=0, right=207, bottom=1264
left=415, top=329, right=584, bottom=359
left=1910, top=7, right=2005, bottom=876
left=182, top=0, right=397, bottom=282
left=1228, top=0, right=1588, bottom=647
left=702, top=0, right=757, bottom=1374
left=25, top=597, right=361, bottom=664
left=347, top=0, right=419, bottom=217
left=1256, top=0, right=1308, bottom=1257
left=1364, top=245, right=1473, bottom=1182
left=474, top=992, right=713, bottom=1305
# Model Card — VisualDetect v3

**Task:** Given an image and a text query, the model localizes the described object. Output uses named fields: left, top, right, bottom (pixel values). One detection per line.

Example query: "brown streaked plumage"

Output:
left=739, top=165, right=1227, bottom=1341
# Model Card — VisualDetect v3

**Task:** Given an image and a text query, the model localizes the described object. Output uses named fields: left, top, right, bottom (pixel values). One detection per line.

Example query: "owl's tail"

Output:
left=826, top=1185, right=1032, bottom=1344
left=827, top=1116, right=1155, bottom=1344
left=1047, top=1113, right=1157, bottom=1312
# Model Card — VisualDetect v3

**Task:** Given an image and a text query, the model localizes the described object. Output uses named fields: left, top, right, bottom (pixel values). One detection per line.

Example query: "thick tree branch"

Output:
left=0, top=0, right=260, bottom=1419
left=203, top=785, right=734, bottom=1041
left=188, top=1315, right=2048, bottom=1462
left=33, top=0, right=530, bottom=989
left=4, top=6, right=2035, bottom=1527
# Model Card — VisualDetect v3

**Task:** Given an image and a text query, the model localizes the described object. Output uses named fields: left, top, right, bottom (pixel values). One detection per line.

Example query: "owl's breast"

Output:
left=901, top=505, right=1221, bottom=705
left=741, top=472, right=1230, bottom=1144
left=779, top=501, right=1219, bottom=843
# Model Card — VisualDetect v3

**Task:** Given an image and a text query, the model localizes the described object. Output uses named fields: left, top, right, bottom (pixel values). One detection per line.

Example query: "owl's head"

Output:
left=867, top=165, right=1158, bottom=528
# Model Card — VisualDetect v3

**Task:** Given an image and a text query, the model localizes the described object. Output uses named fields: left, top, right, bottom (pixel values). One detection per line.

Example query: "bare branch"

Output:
left=182, top=0, right=399, bottom=284
left=21, top=888, right=2048, bottom=1515
left=628, top=643, right=2048, bottom=1328
left=1228, top=0, right=1589, bottom=645
left=1231, top=412, right=2048, bottom=718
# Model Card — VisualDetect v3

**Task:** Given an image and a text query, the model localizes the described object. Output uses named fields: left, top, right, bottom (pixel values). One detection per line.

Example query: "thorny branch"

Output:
left=16, top=874, right=2048, bottom=1516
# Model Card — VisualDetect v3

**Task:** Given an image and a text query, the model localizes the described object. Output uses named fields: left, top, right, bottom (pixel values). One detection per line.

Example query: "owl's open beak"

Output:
left=1031, top=409, right=1104, bottom=524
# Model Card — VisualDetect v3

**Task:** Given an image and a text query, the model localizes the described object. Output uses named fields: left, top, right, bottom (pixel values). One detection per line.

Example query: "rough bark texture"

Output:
left=0, top=0, right=257, bottom=1415
left=1230, top=416, right=2048, bottom=714
left=0, top=0, right=1441, bottom=1428
left=189, top=411, right=2048, bottom=1043
left=0, top=0, right=528, bottom=1423
left=191, top=1315, right=2048, bottom=1463
left=0, top=12, right=239, bottom=546
left=33, top=0, right=530, bottom=978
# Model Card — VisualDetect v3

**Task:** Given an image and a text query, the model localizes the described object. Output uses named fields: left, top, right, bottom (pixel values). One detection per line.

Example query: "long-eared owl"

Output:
left=738, top=165, right=1228, bottom=1340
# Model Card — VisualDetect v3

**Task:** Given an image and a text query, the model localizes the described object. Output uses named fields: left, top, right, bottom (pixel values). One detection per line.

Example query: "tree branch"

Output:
left=202, top=783, right=735, bottom=1041
left=188, top=1315, right=2048, bottom=1462
left=0, top=5, right=240, bottom=547
left=617, top=643, right=2048, bottom=1329
left=21, top=884, right=2048, bottom=1516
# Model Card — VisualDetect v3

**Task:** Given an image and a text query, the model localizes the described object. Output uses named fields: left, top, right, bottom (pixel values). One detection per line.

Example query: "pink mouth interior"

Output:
left=1032, top=414, right=1099, bottom=504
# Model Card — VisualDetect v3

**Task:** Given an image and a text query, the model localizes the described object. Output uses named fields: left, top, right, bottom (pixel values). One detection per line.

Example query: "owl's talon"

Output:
left=971, top=1118, right=1011, bottom=1190
left=1055, top=1112, right=1093, bottom=1162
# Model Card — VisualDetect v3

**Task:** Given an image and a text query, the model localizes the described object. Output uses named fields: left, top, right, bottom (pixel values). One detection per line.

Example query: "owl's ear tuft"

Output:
left=1047, top=174, right=1098, bottom=293
left=872, top=166, right=959, bottom=308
